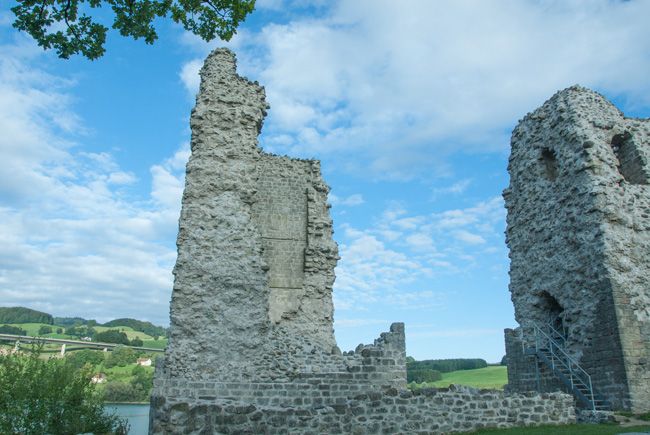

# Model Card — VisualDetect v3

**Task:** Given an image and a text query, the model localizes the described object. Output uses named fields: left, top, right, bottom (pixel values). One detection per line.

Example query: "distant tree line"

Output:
left=53, top=316, right=91, bottom=327
left=103, top=318, right=167, bottom=339
left=0, top=325, right=27, bottom=336
left=0, top=307, right=52, bottom=325
left=407, top=358, right=488, bottom=373
left=407, top=369, right=442, bottom=383
left=94, top=330, right=143, bottom=347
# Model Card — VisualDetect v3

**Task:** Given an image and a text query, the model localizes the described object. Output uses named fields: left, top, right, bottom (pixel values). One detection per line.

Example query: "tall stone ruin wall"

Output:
left=504, top=86, right=650, bottom=412
left=162, top=49, right=343, bottom=383
left=150, top=49, right=577, bottom=433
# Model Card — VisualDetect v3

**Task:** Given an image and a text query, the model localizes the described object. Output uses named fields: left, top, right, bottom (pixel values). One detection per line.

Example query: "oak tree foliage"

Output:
left=0, top=348, right=128, bottom=434
left=11, top=0, right=256, bottom=60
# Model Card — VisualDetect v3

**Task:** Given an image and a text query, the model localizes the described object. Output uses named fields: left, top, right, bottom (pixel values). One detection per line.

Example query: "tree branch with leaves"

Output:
left=11, top=0, right=256, bottom=60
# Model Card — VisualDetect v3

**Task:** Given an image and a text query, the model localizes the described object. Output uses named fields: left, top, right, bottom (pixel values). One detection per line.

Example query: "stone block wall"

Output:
left=149, top=385, right=575, bottom=434
left=504, top=329, right=567, bottom=395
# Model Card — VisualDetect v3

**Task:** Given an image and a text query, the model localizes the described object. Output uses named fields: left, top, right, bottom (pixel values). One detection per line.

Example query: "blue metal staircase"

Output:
left=525, top=323, right=610, bottom=411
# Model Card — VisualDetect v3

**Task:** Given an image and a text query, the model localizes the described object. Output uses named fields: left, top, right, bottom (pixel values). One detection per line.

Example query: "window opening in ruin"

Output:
left=536, top=291, right=567, bottom=339
left=611, top=132, right=649, bottom=184
left=541, top=148, right=558, bottom=181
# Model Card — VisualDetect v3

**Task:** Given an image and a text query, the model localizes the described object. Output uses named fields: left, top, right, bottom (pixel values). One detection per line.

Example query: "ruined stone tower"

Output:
left=148, top=49, right=407, bottom=433
left=504, top=86, right=650, bottom=412
left=149, top=49, right=579, bottom=434
left=158, top=48, right=341, bottom=382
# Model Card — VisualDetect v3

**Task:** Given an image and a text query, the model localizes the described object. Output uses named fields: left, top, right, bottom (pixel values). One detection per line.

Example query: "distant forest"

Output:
left=0, top=307, right=53, bottom=325
left=0, top=306, right=167, bottom=337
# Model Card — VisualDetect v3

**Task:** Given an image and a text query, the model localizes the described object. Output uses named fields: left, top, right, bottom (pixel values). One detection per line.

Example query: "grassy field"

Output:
left=427, top=365, right=508, bottom=389
left=469, top=424, right=650, bottom=434
left=143, top=339, right=167, bottom=349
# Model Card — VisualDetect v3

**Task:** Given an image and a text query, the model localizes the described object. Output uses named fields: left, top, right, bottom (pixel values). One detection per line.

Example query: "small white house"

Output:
left=136, top=357, right=152, bottom=367
left=91, top=373, right=107, bottom=384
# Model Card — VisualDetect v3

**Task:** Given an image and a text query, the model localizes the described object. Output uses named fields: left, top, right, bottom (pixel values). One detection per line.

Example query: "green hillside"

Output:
left=0, top=306, right=167, bottom=348
left=103, top=318, right=166, bottom=338
left=0, top=307, right=53, bottom=324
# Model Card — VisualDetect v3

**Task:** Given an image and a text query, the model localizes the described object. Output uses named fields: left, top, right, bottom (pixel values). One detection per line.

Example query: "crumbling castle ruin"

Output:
left=504, top=86, right=650, bottom=413
left=149, top=49, right=576, bottom=433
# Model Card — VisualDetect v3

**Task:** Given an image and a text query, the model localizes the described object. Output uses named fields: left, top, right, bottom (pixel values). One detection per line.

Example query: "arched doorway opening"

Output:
left=536, top=291, right=567, bottom=339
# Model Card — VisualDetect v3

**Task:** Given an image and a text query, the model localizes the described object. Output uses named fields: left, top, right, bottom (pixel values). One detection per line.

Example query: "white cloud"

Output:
left=151, top=144, right=189, bottom=210
left=179, top=58, right=203, bottom=97
left=332, top=195, right=505, bottom=309
left=334, top=227, right=427, bottom=310
left=405, top=233, right=435, bottom=251
left=432, top=179, right=472, bottom=197
left=329, top=193, right=364, bottom=206
left=454, top=230, right=486, bottom=245
left=393, top=216, right=424, bottom=230
left=107, top=171, right=137, bottom=185
left=333, top=195, right=505, bottom=311
left=230, top=0, right=650, bottom=179
left=0, top=44, right=186, bottom=325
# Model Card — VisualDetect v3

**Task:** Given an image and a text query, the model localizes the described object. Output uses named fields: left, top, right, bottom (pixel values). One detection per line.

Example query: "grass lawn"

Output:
left=143, top=339, right=167, bottom=349
left=4, top=322, right=52, bottom=336
left=469, top=424, right=650, bottom=434
left=101, top=362, right=154, bottom=383
left=428, top=366, right=508, bottom=390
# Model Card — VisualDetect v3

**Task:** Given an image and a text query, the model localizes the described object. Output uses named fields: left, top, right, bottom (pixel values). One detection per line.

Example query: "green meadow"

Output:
left=411, top=365, right=508, bottom=390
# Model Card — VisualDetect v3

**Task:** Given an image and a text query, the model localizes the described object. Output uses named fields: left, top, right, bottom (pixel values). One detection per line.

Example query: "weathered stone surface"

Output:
left=160, top=48, right=342, bottom=384
left=504, top=85, right=650, bottom=412
left=149, top=385, right=575, bottom=434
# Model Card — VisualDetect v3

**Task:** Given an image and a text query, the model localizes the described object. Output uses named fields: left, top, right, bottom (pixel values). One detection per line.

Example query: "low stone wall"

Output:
left=149, top=385, right=575, bottom=434
left=504, top=328, right=566, bottom=395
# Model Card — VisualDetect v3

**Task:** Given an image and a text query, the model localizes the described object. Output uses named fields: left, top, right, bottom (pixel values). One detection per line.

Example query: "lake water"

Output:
left=105, top=403, right=150, bottom=435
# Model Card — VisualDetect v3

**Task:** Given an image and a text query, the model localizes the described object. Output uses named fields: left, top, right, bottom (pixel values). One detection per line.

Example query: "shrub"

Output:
left=38, top=325, right=52, bottom=335
left=66, top=349, right=105, bottom=370
left=95, top=329, right=130, bottom=345
left=103, top=381, right=147, bottom=402
left=105, top=346, right=137, bottom=368
left=0, top=349, right=128, bottom=434
left=407, top=369, right=443, bottom=383
left=0, top=325, right=26, bottom=335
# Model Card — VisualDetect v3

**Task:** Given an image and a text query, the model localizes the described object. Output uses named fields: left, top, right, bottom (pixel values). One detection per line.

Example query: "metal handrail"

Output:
left=531, top=323, right=596, bottom=411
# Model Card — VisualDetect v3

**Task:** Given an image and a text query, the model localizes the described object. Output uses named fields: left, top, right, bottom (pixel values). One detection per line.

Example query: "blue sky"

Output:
left=1, top=0, right=649, bottom=363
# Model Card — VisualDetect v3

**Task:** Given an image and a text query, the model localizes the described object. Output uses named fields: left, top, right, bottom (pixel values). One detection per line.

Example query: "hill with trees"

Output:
left=103, top=318, right=166, bottom=339
left=0, top=307, right=53, bottom=325
left=53, top=316, right=91, bottom=327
